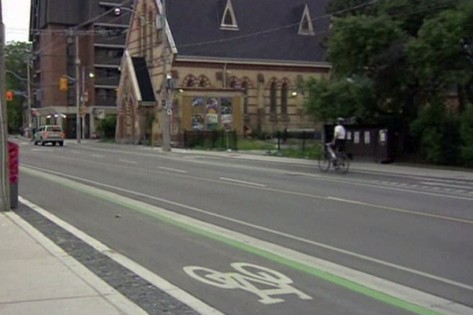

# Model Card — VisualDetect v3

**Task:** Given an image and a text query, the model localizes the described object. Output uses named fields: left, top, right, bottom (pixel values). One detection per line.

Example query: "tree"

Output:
left=411, top=102, right=461, bottom=164
left=459, top=106, right=473, bottom=165
left=304, top=76, right=375, bottom=123
left=5, top=41, right=31, bottom=133
left=304, top=0, right=473, bottom=162
left=96, top=115, right=117, bottom=139
left=406, top=0, right=473, bottom=109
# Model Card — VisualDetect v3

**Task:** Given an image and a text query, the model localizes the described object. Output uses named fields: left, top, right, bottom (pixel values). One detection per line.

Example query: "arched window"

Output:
left=270, top=81, right=277, bottom=114
left=281, top=82, right=288, bottom=115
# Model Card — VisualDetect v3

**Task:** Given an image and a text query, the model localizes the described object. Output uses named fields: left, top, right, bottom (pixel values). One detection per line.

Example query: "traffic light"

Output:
left=59, top=75, right=68, bottom=91
left=6, top=90, right=14, bottom=101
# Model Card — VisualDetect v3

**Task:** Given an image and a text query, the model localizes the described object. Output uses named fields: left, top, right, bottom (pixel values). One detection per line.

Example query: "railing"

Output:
left=274, top=129, right=321, bottom=151
left=94, top=36, right=126, bottom=46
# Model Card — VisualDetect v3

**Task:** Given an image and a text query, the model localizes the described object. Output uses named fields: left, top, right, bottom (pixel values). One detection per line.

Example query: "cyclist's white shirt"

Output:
left=334, top=125, right=346, bottom=139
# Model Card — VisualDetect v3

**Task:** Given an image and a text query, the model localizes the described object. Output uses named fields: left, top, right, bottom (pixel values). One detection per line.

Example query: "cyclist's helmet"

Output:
left=337, top=117, right=345, bottom=124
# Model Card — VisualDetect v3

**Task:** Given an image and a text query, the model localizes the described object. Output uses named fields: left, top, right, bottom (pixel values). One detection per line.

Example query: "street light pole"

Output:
left=161, top=0, right=171, bottom=152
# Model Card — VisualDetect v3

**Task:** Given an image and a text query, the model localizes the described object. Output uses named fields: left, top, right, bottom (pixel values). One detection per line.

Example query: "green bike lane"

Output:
left=17, top=166, right=472, bottom=315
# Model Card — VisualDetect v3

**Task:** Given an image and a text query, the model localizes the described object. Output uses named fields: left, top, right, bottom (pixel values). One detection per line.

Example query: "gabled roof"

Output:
left=166, top=0, right=330, bottom=64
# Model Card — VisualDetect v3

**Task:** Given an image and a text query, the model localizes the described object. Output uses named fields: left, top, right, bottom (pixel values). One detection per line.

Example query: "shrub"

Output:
left=96, top=115, right=117, bottom=139
left=460, top=106, right=473, bottom=165
left=411, top=103, right=461, bottom=165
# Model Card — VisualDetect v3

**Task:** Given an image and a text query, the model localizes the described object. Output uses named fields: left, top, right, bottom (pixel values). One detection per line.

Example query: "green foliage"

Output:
left=328, top=15, right=404, bottom=76
left=5, top=41, right=31, bottom=133
left=237, top=138, right=275, bottom=151
left=273, top=145, right=323, bottom=160
left=185, top=130, right=237, bottom=150
left=411, top=103, right=461, bottom=164
left=407, top=9, right=469, bottom=86
left=459, top=106, right=473, bottom=165
left=96, top=115, right=117, bottom=139
left=304, top=76, right=376, bottom=123
left=303, top=0, right=473, bottom=165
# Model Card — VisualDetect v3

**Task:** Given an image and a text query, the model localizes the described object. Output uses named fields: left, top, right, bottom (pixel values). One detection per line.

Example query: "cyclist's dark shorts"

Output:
left=335, top=139, right=346, bottom=153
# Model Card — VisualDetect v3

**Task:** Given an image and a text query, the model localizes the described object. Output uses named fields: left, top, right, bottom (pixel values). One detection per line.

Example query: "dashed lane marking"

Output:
left=20, top=166, right=473, bottom=315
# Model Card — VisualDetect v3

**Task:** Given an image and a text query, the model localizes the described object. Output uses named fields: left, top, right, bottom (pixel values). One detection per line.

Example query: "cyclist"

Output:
left=328, top=117, right=346, bottom=163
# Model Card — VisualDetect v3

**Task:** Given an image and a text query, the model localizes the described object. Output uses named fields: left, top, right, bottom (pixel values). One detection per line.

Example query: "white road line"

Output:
left=22, top=166, right=473, bottom=291
left=421, top=181, right=473, bottom=190
left=119, top=159, right=138, bottom=165
left=19, top=197, right=224, bottom=315
left=18, top=171, right=473, bottom=315
left=219, top=177, right=266, bottom=187
left=158, top=166, right=187, bottom=173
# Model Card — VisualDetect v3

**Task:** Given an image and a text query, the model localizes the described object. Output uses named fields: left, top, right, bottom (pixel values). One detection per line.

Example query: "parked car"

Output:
left=33, top=125, right=65, bottom=146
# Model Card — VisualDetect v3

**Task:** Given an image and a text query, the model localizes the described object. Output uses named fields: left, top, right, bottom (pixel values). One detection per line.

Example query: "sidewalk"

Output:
left=170, top=147, right=473, bottom=180
left=0, top=211, right=147, bottom=315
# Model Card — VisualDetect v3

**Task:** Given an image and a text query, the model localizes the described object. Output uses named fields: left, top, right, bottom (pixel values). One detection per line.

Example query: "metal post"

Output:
left=0, top=0, right=11, bottom=211
left=81, top=67, right=85, bottom=140
left=161, top=0, right=171, bottom=152
left=75, top=32, right=81, bottom=143
left=26, top=52, right=32, bottom=131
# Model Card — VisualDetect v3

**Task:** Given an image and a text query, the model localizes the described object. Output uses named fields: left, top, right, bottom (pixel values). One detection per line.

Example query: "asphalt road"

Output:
left=13, top=138, right=473, bottom=315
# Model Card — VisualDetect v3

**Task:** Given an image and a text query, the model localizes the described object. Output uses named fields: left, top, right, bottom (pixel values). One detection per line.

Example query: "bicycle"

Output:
left=318, top=143, right=349, bottom=173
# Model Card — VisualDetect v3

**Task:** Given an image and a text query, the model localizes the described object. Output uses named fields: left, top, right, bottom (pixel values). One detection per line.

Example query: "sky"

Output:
left=2, top=0, right=31, bottom=43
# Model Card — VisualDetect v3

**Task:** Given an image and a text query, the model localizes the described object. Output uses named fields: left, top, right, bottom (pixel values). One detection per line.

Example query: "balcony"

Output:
left=94, top=35, right=126, bottom=46
left=94, top=76, right=119, bottom=87
left=94, top=57, right=122, bottom=66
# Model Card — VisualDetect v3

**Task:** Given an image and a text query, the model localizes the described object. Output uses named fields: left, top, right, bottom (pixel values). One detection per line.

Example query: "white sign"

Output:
left=96, top=109, right=105, bottom=120
left=184, top=262, right=312, bottom=304
left=354, top=131, right=360, bottom=144
left=364, top=131, right=370, bottom=144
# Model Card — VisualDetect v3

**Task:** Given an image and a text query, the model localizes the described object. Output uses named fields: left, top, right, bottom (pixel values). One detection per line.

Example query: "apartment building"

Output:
left=29, top=0, right=132, bottom=138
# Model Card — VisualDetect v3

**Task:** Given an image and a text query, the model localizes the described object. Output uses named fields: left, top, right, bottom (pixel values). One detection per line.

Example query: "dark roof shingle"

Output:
left=167, top=0, right=330, bottom=63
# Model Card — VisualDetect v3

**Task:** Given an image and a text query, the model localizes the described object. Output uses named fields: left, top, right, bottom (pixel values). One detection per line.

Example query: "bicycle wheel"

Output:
left=318, top=151, right=331, bottom=172
left=334, top=153, right=349, bottom=174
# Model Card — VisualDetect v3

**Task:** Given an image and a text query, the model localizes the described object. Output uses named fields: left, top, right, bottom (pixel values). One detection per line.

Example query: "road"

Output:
left=13, top=138, right=473, bottom=315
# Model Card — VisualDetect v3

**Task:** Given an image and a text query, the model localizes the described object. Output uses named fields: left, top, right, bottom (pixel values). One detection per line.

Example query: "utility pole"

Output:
left=0, top=0, right=11, bottom=211
left=161, top=0, right=171, bottom=152
left=26, top=50, right=32, bottom=131
left=75, top=31, right=81, bottom=144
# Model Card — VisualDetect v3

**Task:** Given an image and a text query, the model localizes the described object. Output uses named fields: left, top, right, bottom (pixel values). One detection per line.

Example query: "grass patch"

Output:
left=267, top=145, right=323, bottom=160
left=237, top=138, right=276, bottom=151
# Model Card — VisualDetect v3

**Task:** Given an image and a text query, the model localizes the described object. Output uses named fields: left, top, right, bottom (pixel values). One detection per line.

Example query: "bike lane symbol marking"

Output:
left=184, top=262, right=312, bottom=304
